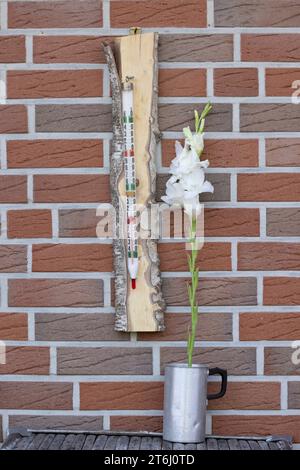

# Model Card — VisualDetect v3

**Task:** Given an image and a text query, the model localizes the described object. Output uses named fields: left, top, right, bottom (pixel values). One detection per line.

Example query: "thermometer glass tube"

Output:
left=122, top=82, right=138, bottom=289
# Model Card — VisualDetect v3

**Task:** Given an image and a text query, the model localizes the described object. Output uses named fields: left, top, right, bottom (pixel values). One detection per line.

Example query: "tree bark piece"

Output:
left=104, top=32, right=165, bottom=332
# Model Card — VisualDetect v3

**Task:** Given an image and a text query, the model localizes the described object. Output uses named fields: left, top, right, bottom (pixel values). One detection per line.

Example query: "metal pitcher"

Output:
left=163, top=363, right=227, bottom=443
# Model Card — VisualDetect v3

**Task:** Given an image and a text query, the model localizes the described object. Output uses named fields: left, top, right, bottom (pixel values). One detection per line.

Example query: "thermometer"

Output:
left=122, top=81, right=138, bottom=289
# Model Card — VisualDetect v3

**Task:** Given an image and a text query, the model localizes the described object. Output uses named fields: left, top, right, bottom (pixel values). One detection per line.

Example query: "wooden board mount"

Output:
left=104, top=31, right=165, bottom=332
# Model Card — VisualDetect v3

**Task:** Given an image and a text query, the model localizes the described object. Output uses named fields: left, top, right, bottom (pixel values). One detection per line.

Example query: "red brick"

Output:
left=238, top=243, right=300, bottom=271
left=32, top=244, right=112, bottom=272
left=9, top=415, right=103, bottom=432
left=0, top=382, right=72, bottom=410
left=264, top=277, right=300, bottom=306
left=238, top=174, right=300, bottom=201
left=7, top=139, right=103, bottom=169
left=111, top=416, right=163, bottom=433
left=0, top=36, right=25, bottom=63
left=213, top=416, right=300, bottom=443
left=8, top=279, right=104, bottom=307
left=242, top=34, right=300, bottom=62
left=0, top=346, right=49, bottom=375
left=8, top=0, right=102, bottom=28
left=33, top=36, right=114, bottom=64
left=59, top=209, right=100, bottom=238
left=35, top=313, right=129, bottom=342
left=0, top=176, right=27, bottom=203
left=159, top=242, right=231, bottom=271
left=208, top=382, right=280, bottom=410
left=205, top=208, right=260, bottom=237
left=215, top=0, right=300, bottom=27
left=0, top=313, right=28, bottom=340
left=161, top=139, right=258, bottom=168
left=214, top=68, right=258, bottom=97
left=163, top=277, right=257, bottom=307
left=36, top=104, right=111, bottom=133
left=159, top=69, right=206, bottom=97
left=161, top=347, right=256, bottom=375
left=33, top=175, right=110, bottom=203
left=0, top=106, right=27, bottom=134
left=266, top=69, right=300, bottom=96
left=80, top=382, right=163, bottom=410
left=110, top=0, right=206, bottom=28
left=138, top=312, right=232, bottom=342
left=267, top=208, right=300, bottom=237
left=159, top=103, right=232, bottom=132
left=7, top=70, right=103, bottom=99
left=0, top=245, right=27, bottom=272
left=266, top=139, right=300, bottom=167
left=265, top=348, right=300, bottom=376
left=159, top=35, right=233, bottom=62
left=241, top=104, right=300, bottom=132
left=240, top=312, right=300, bottom=341
left=58, top=347, right=152, bottom=375
left=7, top=210, right=52, bottom=238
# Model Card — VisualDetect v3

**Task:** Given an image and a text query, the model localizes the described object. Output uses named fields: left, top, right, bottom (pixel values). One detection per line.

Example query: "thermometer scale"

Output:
left=122, top=81, right=139, bottom=289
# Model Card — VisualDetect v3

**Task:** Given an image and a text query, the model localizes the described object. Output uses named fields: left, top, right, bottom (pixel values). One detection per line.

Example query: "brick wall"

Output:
left=1, top=0, right=300, bottom=445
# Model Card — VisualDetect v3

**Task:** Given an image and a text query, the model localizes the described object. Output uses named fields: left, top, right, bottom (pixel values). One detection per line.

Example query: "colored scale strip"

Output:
left=122, top=82, right=138, bottom=289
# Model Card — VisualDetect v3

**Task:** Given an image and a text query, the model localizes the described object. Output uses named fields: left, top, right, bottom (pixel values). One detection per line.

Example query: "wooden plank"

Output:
left=258, top=440, right=269, bottom=450
left=196, top=441, right=207, bottom=450
left=248, top=440, right=261, bottom=450
left=116, top=435, right=130, bottom=450
left=162, top=440, right=173, bottom=450
left=72, top=433, right=87, bottom=451
left=228, top=439, right=241, bottom=450
left=27, top=433, right=47, bottom=450
left=185, top=443, right=197, bottom=450
left=104, top=32, right=165, bottom=332
left=173, top=442, right=186, bottom=450
left=151, top=437, right=162, bottom=450
left=39, top=434, right=56, bottom=451
left=267, top=441, right=280, bottom=450
left=82, top=434, right=96, bottom=450
left=128, top=436, right=141, bottom=450
left=1, top=433, right=23, bottom=450
left=218, top=439, right=230, bottom=450
left=207, top=438, right=219, bottom=450
left=104, top=435, right=119, bottom=450
left=60, top=434, right=77, bottom=450
left=93, top=435, right=108, bottom=450
left=140, top=436, right=153, bottom=450
left=239, top=440, right=251, bottom=450
left=48, top=434, right=66, bottom=450
left=14, top=436, right=33, bottom=450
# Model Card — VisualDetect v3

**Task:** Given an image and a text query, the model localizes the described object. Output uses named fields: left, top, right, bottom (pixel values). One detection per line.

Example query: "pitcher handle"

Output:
left=207, top=367, right=227, bottom=400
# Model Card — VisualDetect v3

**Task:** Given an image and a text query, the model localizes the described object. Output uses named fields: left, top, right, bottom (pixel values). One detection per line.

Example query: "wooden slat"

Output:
left=162, top=440, right=173, bottom=450
left=27, top=433, right=47, bottom=450
left=151, top=437, right=162, bottom=450
left=116, top=435, right=130, bottom=450
left=39, top=434, right=56, bottom=451
left=48, top=434, right=66, bottom=450
left=93, top=435, right=108, bottom=450
left=72, top=434, right=87, bottom=451
left=267, top=441, right=280, bottom=450
left=104, top=435, right=119, bottom=450
left=196, top=441, right=207, bottom=450
left=239, top=440, right=251, bottom=450
left=128, top=436, right=141, bottom=450
left=173, top=442, right=185, bottom=450
left=14, top=436, right=33, bottom=450
left=228, top=439, right=241, bottom=450
left=258, top=440, right=269, bottom=450
left=60, top=434, right=77, bottom=450
left=248, top=440, right=261, bottom=450
left=140, top=436, right=153, bottom=450
left=82, top=435, right=96, bottom=450
left=207, top=438, right=219, bottom=450
left=185, top=443, right=197, bottom=450
left=217, top=439, right=230, bottom=450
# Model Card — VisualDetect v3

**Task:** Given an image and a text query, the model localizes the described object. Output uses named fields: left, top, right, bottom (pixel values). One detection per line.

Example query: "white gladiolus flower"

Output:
left=162, top=111, right=214, bottom=221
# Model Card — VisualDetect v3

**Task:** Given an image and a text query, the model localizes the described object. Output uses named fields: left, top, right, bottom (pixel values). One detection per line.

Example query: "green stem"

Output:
left=187, top=216, right=199, bottom=367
